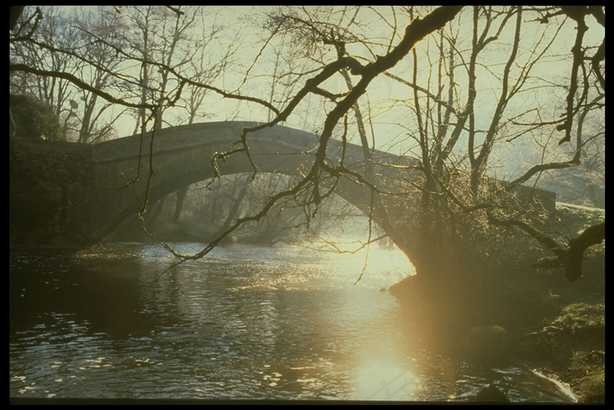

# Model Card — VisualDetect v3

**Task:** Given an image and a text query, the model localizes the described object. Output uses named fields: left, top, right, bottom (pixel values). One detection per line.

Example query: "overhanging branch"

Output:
left=10, top=63, right=155, bottom=110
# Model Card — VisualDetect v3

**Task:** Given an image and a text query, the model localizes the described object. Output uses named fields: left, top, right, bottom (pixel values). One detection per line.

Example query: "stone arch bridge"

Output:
left=10, top=121, right=555, bottom=265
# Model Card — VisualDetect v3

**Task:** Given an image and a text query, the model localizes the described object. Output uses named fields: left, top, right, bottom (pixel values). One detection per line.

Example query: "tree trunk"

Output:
left=566, top=222, right=605, bottom=281
left=213, top=177, right=250, bottom=238
left=173, top=187, right=188, bottom=222
left=146, top=196, right=167, bottom=229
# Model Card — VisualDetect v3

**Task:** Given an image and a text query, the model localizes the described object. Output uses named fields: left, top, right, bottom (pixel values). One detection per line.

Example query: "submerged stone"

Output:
left=474, top=384, right=509, bottom=403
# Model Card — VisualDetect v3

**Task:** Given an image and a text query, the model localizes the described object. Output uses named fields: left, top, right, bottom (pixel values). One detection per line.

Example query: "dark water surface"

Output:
left=10, top=242, right=576, bottom=402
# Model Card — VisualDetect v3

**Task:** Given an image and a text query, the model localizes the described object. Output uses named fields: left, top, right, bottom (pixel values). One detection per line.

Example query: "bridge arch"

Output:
left=88, top=122, right=418, bottom=249
left=130, top=171, right=395, bottom=246
left=11, top=119, right=557, bottom=287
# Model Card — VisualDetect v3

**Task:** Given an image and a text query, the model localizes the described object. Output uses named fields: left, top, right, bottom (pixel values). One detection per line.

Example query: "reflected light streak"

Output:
left=352, top=357, right=421, bottom=400
left=306, top=237, right=415, bottom=289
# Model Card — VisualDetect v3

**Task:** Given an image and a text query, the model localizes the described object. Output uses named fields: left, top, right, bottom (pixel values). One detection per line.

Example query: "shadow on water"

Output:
left=12, top=253, right=143, bottom=338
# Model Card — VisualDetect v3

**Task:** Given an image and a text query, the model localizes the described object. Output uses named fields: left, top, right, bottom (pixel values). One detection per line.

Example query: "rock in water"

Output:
left=474, top=384, right=509, bottom=403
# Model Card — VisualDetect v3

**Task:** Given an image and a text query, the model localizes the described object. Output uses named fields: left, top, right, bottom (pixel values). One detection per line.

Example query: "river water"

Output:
left=10, top=242, right=576, bottom=402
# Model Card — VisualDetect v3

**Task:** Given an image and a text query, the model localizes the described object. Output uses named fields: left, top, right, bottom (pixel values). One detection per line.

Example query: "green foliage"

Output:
left=527, top=303, right=604, bottom=363
left=566, top=351, right=604, bottom=403
left=10, top=94, right=60, bottom=141
left=548, top=303, right=604, bottom=336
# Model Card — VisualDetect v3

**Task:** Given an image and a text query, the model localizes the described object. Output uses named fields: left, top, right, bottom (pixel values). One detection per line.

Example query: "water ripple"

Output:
left=10, top=244, right=575, bottom=402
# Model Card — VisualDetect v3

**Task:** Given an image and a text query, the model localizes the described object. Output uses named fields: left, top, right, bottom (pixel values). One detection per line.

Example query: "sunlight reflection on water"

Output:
left=352, top=357, right=421, bottom=400
left=10, top=242, right=576, bottom=402
left=139, top=239, right=415, bottom=289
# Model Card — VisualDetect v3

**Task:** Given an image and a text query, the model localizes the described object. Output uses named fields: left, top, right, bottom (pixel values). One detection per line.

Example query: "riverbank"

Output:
left=388, top=201, right=605, bottom=402
left=519, top=203, right=604, bottom=403
left=518, top=303, right=605, bottom=403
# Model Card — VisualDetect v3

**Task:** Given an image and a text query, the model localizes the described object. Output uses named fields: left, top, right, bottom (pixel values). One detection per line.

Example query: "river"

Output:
left=10, top=242, right=576, bottom=402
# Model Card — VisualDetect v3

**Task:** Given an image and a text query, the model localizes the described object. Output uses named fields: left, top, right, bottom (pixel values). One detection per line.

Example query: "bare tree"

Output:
left=252, top=5, right=604, bottom=299
left=72, top=7, right=129, bottom=143
left=11, top=7, right=84, bottom=141
left=9, top=5, right=603, bottom=286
